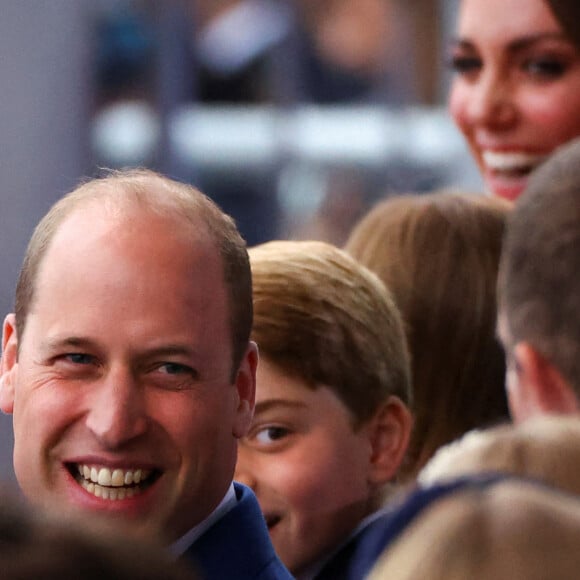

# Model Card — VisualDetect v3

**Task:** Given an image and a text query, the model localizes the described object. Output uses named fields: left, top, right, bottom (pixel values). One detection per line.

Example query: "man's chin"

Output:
left=31, top=488, right=169, bottom=544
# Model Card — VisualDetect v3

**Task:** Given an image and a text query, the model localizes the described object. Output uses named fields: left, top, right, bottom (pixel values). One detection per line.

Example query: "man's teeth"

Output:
left=80, top=479, right=138, bottom=500
left=76, top=465, right=151, bottom=499
left=482, top=151, right=547, bottom=172
left=77, top=465, right=150, bottom=486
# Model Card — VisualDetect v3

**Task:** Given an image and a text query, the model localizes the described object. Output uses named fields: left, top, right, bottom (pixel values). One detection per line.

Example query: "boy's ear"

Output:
left=507, top=342, right=579, bottom=423
left=0, top=313, right=18, bottom=414
left=365, top=396, right=412, bottom=487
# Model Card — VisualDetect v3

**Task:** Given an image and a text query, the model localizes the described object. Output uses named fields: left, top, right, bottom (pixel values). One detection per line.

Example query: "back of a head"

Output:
left=249, top=240, right=411, bottom=425
left=369, top=481, right=580, bottom=580
left=419, top=415, right=580, bottom=497
left=346, top=192, right=510, bottom=477
left=499, top=138, right=580, bottom=397
left=0, top=491, right=197, bottom=580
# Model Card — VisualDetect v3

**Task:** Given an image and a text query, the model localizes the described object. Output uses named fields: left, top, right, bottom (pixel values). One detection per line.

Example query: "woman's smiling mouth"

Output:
left=482, top=151, right=549, bottom=178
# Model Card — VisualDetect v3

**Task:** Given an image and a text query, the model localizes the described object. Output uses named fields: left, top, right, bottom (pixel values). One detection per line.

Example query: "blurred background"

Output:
left=0, top=0, right=476, bottom=484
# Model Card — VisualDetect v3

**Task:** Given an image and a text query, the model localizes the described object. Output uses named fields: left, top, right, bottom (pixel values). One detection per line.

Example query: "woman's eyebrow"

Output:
left=506, top=32, right=572, bottom=53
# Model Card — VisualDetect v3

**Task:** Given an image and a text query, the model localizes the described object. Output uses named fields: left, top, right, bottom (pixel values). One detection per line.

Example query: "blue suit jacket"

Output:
left=182, top=483, right=293, bottom=580
left=313, top=474, right=509, bottom=580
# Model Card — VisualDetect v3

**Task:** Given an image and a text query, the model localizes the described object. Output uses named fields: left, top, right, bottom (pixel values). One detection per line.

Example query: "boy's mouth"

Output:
left=67, top=463, right=161, bottom=501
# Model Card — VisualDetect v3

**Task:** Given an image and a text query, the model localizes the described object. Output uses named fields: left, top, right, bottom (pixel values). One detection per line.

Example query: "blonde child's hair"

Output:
left=419, top=415, right=580, bottom=496
left=369, top=480, right=580, bottom=580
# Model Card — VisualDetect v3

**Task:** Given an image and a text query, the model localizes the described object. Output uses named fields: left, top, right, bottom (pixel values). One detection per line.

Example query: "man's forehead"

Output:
left=31, top=202, right=223, bottom=312
left=51, top=199, right=212, bottom=251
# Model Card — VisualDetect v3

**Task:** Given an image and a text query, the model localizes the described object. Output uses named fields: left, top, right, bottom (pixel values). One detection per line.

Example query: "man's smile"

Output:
left=67, top=464, right=161, bottom=501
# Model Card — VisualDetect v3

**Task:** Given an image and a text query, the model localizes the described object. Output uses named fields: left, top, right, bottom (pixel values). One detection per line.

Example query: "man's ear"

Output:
left=0, top=314, right=19, bottom=414
left=232, top=341, right=258, bottom=439
left=365, top=396, right=412, bottom=487
left=507, top=342, right=579, bottom=423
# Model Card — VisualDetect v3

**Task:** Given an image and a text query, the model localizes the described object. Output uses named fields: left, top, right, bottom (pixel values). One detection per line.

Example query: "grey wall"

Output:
left=0, top=2, right=91, bottom=484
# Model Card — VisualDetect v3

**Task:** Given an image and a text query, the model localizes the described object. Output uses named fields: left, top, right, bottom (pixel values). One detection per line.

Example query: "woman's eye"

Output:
left=448, top=54, right=481, bottom=76
left=524, top=58, right=567, bottom=78
left=255, top=426, right=290, bottom=445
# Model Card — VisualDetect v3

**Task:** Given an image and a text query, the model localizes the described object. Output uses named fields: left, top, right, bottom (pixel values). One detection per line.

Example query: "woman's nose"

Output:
left=466, top=69, right=517, bottom=130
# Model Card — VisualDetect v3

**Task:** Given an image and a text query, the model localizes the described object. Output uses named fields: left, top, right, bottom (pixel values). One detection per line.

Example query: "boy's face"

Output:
left=235, top=357, right=376, bottom=576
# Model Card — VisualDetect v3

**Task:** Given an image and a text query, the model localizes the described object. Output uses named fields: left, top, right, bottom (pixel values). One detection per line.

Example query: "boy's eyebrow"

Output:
left=254, top=399, right=308, bottom=414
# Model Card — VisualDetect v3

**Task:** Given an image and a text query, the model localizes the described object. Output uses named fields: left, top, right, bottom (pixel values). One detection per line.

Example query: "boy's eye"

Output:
left=255, top=426, right=291, bottom=445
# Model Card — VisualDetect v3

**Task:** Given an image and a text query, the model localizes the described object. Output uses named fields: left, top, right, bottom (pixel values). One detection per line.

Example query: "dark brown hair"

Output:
left=546, top=0, right=580, bottom=48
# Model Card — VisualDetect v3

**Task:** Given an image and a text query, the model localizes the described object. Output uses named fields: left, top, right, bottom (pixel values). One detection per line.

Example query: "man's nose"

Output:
left=85, top=367, right=148, bottom=449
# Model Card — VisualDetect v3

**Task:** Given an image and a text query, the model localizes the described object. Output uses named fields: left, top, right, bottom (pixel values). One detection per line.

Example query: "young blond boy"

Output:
left=235, top=240, right=412, bottom=579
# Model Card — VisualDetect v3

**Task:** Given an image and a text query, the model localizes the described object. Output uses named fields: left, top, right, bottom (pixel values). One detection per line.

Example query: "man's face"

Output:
left=0, top=204, right=255, bottom=542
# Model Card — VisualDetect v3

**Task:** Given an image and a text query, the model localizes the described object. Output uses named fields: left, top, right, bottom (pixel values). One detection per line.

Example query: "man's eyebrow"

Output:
left=42, top=336, right=98, bottom=351
left=254, top=399, right=308, bottom=414
left=41, top=339, right=197, bottom=358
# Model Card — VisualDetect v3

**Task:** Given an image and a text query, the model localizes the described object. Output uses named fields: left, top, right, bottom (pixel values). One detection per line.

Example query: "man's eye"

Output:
left=255, top=426, right=290, bottom=445
left=158, top=362, right=196, bottom=377
left=64, top=353, right=94, bottom=365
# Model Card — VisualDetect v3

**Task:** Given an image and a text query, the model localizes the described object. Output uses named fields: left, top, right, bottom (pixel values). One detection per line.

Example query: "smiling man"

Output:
left=0, top=169, right=291, bottom=580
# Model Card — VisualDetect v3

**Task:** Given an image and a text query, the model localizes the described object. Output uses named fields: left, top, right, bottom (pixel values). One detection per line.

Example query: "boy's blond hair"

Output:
left=249, top=240, right=411, bottom=427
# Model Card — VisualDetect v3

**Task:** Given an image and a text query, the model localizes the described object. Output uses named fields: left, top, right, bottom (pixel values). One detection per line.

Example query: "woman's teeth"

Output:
left=482, top=151, right=548, bottom=176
